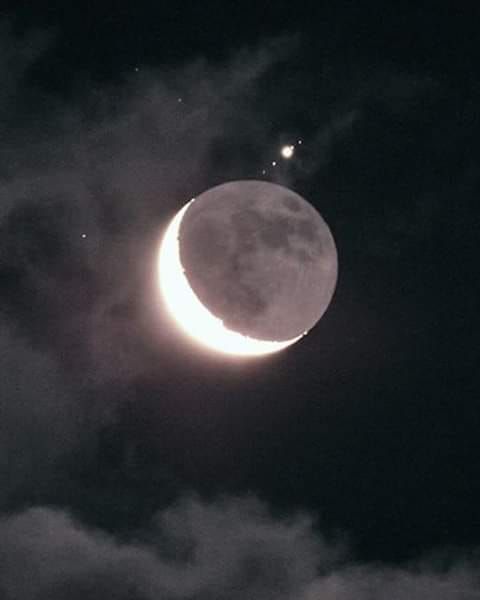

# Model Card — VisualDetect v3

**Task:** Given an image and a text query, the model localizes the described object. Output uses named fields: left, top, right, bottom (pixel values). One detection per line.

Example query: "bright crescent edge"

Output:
left=157, top=200, right=304, bottom=357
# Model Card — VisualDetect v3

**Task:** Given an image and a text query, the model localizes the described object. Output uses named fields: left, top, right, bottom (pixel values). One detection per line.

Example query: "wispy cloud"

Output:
left=0, top=21, right=296, bottom=385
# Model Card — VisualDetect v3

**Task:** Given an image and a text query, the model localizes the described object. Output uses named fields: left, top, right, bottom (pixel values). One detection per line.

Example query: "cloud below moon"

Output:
left=1, top=494, right=477, bottom=600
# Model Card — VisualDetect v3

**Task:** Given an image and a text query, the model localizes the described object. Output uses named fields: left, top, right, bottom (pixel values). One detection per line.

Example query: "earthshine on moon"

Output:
left=158, top=180, right=338, bottom=356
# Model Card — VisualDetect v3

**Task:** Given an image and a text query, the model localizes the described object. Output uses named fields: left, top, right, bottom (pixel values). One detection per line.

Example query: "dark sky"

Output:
left=1, top=2, right=479, bottom=598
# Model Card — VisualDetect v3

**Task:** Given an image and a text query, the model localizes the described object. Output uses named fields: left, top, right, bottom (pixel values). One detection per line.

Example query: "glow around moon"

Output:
left=158, top=200, right=303, bottom=357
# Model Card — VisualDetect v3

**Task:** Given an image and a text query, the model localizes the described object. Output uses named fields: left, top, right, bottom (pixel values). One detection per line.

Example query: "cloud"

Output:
left=304, top=563, right=480, bottom=600
left=0, top=494, right=477, bottom=600
left=296, top=109, right=361, bottom=175
left=0, top=22, right=478, bottom=600
left=0, top=21, right=304, bottom=515
left=0, top=21, right=296, bottom=384
left=0, top=20, right=54, bottom=114
left=0, top=20, right=438, bottom=388
left=0, top=322, right=90, bottom=508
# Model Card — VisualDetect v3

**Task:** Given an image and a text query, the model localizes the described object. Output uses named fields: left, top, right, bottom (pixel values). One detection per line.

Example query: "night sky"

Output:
left=1, top=2, right=479, bottom=598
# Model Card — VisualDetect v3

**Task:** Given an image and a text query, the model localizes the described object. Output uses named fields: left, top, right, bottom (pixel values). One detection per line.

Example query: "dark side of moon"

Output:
left=178, top=181, right=338, bottom=342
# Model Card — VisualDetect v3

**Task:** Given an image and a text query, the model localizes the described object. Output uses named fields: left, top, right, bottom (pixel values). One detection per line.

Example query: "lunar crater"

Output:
left=283, top=196, right=301, bottom=212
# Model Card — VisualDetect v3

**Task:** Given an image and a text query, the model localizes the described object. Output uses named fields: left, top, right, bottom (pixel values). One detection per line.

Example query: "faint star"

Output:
left=271, top=161, right=277, bottom=167
left=81, top=233, right=87, bottom=239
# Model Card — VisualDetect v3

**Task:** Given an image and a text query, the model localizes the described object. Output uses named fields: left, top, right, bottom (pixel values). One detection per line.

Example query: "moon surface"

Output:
left=158, top=180, right=337, bottom=356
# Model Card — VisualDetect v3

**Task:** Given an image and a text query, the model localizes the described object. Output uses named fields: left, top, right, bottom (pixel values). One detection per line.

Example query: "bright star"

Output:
left=280, top=145, right=295, bottom=159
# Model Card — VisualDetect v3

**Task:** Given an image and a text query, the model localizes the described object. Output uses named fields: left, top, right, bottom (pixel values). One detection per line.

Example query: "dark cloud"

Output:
left=0, top=20, right=54, bottom=116
left=0, top=323, right=83, bottom=506
left=0, top=21, right=300, bottom=522
left=0, top=22, right=296, bottom=385
left=0, top=494, right=477, bottom=600
left=0, top=19, right=458, bottom=385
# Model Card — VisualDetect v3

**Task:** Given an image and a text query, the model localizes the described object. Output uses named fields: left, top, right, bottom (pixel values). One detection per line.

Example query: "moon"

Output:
left=158, top=180, right=337, bottom=356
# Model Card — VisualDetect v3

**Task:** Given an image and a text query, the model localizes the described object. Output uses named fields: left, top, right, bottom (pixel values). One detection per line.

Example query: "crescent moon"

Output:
left=158, top=200, right=303, bottom=356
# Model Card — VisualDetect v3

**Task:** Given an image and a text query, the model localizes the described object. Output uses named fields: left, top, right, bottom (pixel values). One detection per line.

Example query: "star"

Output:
left=280, top=144, right=295, bottom=159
